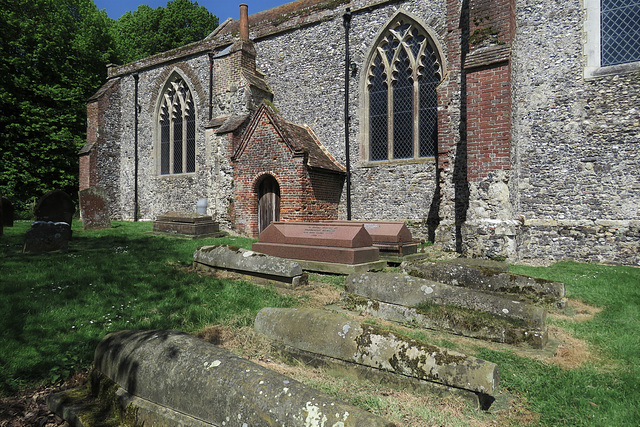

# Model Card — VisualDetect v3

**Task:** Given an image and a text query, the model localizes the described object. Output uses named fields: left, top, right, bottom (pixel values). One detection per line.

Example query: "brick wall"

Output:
left=232, top=109, right=343, bottom=237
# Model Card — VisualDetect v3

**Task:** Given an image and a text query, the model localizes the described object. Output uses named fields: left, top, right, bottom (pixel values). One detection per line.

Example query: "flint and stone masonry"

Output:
left=80, top=0, right=639, bottom=266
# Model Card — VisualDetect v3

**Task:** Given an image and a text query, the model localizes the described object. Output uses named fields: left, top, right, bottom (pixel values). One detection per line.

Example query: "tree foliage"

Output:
left=0, top=0, right=116, bottom=215
left=111, top=0, right=218, bottom=64
left=0, top=0, right=218, bottom=216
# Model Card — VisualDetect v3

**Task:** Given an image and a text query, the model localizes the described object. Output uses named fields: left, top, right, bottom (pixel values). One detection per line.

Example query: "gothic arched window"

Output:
left=366, top=18, right=443, bottom=162
left=158, top=76, right=196, bottom=175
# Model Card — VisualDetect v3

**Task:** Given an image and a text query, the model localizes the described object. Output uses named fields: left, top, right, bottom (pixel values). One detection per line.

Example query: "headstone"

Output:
left=23, top=221, right=72, bottom=253
left=326, top=220, right=418, bottom=256
left=1, top=197, right=14, bottom=227
left=34, top=190, right=75, bottom=225
left=153, top=211, right=221, bottom=237
left=78, top=187, right=111, bottom=230
left=252, top=222, right=380, bottom=265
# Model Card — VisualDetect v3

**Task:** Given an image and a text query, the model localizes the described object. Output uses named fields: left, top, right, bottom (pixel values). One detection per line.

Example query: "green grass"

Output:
left=2, top=222, right=639, bottom=426
left=493, top=261, right=640, bottom=426
left=0, top=220, right=295, bottom=395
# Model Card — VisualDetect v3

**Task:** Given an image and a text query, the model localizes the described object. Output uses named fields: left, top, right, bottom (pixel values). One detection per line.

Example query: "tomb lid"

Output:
left=325, top=221, right=414, bottom=244
left=258, top=221, right=373, bottom=248
left=156, top=211, right=214, bottom=223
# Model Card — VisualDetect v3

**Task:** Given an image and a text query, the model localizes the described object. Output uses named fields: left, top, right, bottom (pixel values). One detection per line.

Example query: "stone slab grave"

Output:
left=252, top=221, right=386, bottom=273
left=324, top=220, right=419, bottom=258
left=78, top=186, right=111, bottom=230
left=152, top=211, right=224, bottom=238
left=343, top=272, right=548, bottom=348
left=254, top=307, right=500, bottom=408
left=48, top=329, right=393, bottom=427
left=402, top=258, right=566, bottom=307
left=24, top=190, right=75, bottom=253
left=193, top=244, right=308, bottom=288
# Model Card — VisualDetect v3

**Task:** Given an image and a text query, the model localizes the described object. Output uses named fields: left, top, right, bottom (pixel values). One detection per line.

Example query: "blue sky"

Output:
left=93, top=0, right=291, bottom=21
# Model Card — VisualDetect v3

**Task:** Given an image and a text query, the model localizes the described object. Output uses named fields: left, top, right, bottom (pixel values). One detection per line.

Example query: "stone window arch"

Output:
left=157, top=74, right=196, bottom=175
left=363, top=15, right=444, bottom=162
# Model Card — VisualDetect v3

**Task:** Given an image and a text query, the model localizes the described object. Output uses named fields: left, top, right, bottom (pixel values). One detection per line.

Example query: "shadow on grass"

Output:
left=0, top=221, right=292, bottom=395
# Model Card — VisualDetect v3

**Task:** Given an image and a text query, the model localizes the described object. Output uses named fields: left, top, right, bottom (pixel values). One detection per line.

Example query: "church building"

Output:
left=79, top=0, right=640, bottom=266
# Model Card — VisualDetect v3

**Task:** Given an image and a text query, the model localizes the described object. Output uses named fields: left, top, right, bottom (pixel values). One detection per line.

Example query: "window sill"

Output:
left=156, top=172, right=197, bottom=178
left=585, top=60, right=640, bottom=80
left=360, top=157, right=436, bottom=168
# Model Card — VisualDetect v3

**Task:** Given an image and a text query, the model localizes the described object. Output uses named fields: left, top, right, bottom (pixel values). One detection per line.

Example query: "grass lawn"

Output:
left=1, top=220, right=639, bottom=426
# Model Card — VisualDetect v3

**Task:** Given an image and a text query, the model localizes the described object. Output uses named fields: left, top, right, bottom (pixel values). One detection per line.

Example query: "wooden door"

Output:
left=258, top=175, right=280, bottom=234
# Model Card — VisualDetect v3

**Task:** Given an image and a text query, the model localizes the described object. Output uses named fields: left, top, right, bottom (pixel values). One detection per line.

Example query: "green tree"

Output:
left=0, top=0, right=116, bottom=216
left=111, top=0, right=218, bottom=64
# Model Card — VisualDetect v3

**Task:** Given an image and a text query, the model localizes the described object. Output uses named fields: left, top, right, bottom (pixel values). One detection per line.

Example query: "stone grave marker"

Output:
left=153, top=211, right=222, bottom=238
left=23, top=221, right=72, bottom=253
left=24, top=190, right=75, bottom=253
left=1, top=197, right=14, bottom=227
left=252, top=221, right=380, bottom=265
left=78, top=187, right=111, bottom=230
left=34, top=190, right=75, bottom=225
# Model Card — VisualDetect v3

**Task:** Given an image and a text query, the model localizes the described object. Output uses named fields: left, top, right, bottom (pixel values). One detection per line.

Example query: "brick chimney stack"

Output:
left=240, top=4, right=249, bottom=41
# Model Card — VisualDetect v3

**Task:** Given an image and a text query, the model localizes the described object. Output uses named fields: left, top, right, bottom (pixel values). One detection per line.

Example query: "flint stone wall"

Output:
left=507, top=0, right=640, bottom=265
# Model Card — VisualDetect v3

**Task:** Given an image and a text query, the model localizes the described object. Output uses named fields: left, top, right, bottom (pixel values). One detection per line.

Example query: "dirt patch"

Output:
left=549, top=299, right=602, bottom=323
left=547, top=325, right=594, bottom=369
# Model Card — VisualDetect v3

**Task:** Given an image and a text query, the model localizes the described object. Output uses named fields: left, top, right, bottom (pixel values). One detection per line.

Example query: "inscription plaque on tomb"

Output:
left=252, top=222, right=379, bottom=265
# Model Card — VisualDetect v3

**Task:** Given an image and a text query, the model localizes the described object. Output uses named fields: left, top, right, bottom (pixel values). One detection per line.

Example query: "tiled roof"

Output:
left=236, top=103, right=346, bottom=174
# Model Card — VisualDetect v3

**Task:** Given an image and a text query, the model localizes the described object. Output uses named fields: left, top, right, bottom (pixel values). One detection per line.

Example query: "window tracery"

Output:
left=366, top=19, right=442, bottom=162
left=158, top=76, right=196, bottom=175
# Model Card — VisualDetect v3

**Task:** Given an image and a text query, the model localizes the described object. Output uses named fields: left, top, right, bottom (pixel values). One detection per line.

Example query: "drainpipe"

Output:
left=133, top=72, right=139, bottom=221
left=208, top=52, right=214, bottom=121
left=343, top=8, right=352, bottom=220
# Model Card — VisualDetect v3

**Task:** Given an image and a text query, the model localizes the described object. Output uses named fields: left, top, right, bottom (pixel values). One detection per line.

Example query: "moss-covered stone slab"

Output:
left=346, top=272, right=547, bottom=328
left=90, top=329, right=393, bottom=427
left=402, top=259, right=565, bottom=305
left=254, top=307, right=499, bottom=395
left=342, top=294, right=548, bottom=348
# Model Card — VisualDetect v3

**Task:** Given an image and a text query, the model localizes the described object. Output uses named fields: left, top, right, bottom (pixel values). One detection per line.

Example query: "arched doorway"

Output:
left=257, top=175, right=280, bottom=234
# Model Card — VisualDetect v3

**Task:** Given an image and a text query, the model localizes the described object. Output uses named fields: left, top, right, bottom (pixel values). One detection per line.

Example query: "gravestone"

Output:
left=153, top=211, right=222, bottom=237
left=78, top=187, right=111, bottom=230
left=23, top=221, right=72, bottom=253
left=34, top=190, right=75, bottom=225
left=252, top=222, right=379, bottom=265
left=1, top=197, right=14, bottom=227
left=326, top=220, right=418, bottom=256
